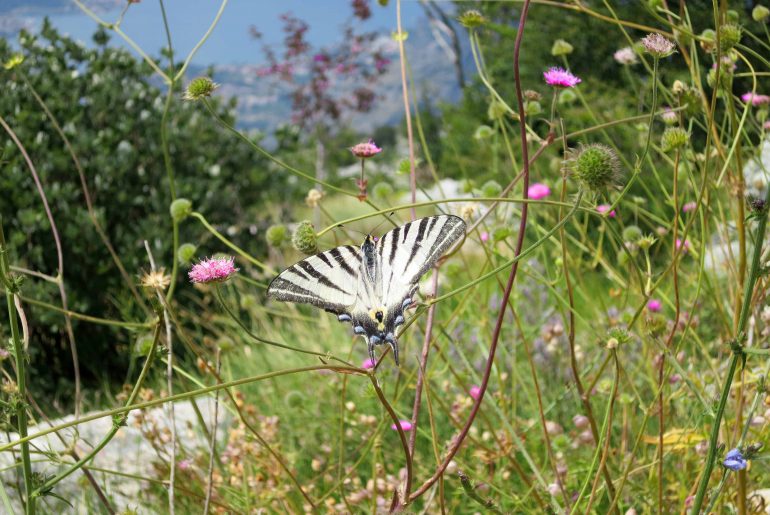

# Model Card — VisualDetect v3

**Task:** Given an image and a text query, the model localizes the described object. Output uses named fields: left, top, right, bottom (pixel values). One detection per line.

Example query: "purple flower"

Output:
left=350, top=139, right=382, bottom=158
left=188, top=257, right=238, bottom=284
left=682, top=201, right=697, bottom=213
left=480, top=231, right=489, bottom=243
left=741, top=92, right=770, bottom=106
left=391, top=420, right=413, bottom=431
left=362, top=358, right=375, bottom=369
left=613, top=47, right=638, bottom=65
left=723, top=448, right=747, bottom=471
left=596, top=204, right=616, bottom=218
left=675, top=238, right=690, bottom=253
left=641, top=33, right=675, bottom=57
left=528, top=183, right=551, bottom=200
left=647, top=299, right=662, bottom=312
left=543, top=67, right=581, bottom=88
left=469, top=385, right=482, bottom=400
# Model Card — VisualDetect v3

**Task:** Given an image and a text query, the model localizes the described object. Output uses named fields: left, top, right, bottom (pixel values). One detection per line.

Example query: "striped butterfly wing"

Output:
left=378, top=214, right=466, bottom=311
left=266, top=245, right=362, bottom=314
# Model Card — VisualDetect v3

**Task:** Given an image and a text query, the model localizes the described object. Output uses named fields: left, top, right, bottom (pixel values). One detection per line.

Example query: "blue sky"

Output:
left=3, top=0, right=431, bottom=65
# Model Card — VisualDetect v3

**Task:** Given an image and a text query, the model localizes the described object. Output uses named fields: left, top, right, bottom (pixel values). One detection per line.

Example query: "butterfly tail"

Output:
left=387, top=336, right=400, bottom=366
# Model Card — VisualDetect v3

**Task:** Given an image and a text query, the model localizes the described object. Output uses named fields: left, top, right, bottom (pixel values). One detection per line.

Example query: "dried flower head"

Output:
left=613, top=47, right=638, bottom=65
left=565, top=143, right=622, bottom=192
left=641, top=33, right=675, bottom=58
left=141, top=269, right=171, bottom=290
left=305, top=188, right=324, bottom=207
left=350, top=139, right=382, bottom=158
left=188, top=256, right=238, bottom=284
left=183, top=76, right=218, bottom=101
left=543, top=67, right=581, bottom=88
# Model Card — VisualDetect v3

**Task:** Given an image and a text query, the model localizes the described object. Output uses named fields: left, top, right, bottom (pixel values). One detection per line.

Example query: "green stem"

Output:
left=190, top=212, right=272, bottom=272
left=0, top=221, right=34, bottom=514
left=690, top=186, right=770, bottom=512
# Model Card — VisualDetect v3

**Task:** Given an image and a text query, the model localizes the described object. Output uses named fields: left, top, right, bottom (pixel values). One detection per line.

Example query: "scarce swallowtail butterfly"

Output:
left=267, top=215, right=466, bottom=365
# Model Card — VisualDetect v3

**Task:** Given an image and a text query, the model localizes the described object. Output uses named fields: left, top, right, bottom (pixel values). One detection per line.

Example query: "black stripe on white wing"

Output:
left=378, top=215, right=466, bottom=306
left=266, top=245, right=361, bottom=313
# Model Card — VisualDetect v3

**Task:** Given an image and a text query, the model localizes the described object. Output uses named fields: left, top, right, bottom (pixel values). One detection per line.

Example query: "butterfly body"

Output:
left=267, top=215, right=466, bottom=365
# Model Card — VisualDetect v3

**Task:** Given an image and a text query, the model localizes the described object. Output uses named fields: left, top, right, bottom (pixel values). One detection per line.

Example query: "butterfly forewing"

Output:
left=266, top=245, right=361, bottom=313
left=378, top=215, right=466, bottom=307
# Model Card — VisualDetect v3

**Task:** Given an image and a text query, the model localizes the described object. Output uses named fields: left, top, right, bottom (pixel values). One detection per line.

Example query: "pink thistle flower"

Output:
left=543, top=67, right=581, bottom=88
left=682, top=201, right=697, bottom=213
left=177, top=459, right=193, bottom=471
left=350, top=139, right=382, bottom=159
left=596, top=204, right=616, bottom=218
left=675, top=238, right=690, bottom=253
left=469, top=385, right=482, bottom=400
left=647, top=299, right=662, bottom=312
left=362, top=358, right=376, bottom=369
left=391, top=420, right=413, bottom=431
left=528, top=183, right=551, bottom=200
left=480, top=232, right=489, bottom=243
left=741, top=92, right=770, bottom=106
left=188, top=256, right=238, bottom=284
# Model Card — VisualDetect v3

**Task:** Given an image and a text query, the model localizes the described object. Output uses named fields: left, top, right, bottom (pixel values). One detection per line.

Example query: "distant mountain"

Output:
left=193, top=22, right=471, bottom=134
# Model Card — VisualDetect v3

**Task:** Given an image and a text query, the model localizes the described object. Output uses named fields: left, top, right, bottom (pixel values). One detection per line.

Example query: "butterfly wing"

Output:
left=266, top=245, right=362, bottom=314
left=378, top=215, right=466, bottom=307
left=371, top=215, right=466, bottom=364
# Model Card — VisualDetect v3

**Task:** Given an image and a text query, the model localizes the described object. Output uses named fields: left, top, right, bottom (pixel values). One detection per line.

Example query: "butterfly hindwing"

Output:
left=266, top=245, right=361, bottom=314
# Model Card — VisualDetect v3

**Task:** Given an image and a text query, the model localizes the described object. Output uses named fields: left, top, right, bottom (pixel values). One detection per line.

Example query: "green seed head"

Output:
left=481, top=180, right=502, bottom=198
left=265, top=224, right=288, bottom=248
left=177, top=243, right=197, bottom=264
left=719, top=24, right=742, bottom=52
left=661, top=127, right=689, bottom=152
left=622, top=225, right=643, bottom=242
left=457, top=10, right=486, bottom=29
left=183, top=76, right=218, bottom=101
left=567, top=144, right=622, bottom=192
left=169, top=198, right=193, bottom=221
left=292, top=221, right=318, bottom=255
left=753, top=5, right=770, bottom=22
left=551, top=39, right=574, bottom=56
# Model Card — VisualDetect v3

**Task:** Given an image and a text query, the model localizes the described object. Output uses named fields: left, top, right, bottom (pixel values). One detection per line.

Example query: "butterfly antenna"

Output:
left=371, top=211, right=397, bottom=238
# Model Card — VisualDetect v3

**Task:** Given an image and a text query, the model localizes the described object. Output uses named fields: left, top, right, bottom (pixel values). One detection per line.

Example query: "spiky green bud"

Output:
left=292, top=221, right=318, bottom=255
left=566, top=144, right=621, bottom=192
left=700, top=29, right=716, bottom=53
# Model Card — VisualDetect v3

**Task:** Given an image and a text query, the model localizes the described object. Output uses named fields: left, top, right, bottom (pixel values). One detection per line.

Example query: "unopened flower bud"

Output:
left=183, top=77, right=218, bottom=101
left=170, top=198, right=193, bottom=221
left=292, top=220, right=318, bottom=255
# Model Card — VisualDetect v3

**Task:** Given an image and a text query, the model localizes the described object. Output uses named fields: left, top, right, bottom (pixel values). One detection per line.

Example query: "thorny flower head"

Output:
left=188, top=256, right=238, bottom=284
left=543, top=67, right=581, bottom=88
left=641, top=33, right=675, bottom=58
left=183, top=77, right=218, bottom=101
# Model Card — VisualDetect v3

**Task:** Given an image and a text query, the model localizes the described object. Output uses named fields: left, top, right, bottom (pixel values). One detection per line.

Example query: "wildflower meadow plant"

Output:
left=3, top=1, right=770, bottom=514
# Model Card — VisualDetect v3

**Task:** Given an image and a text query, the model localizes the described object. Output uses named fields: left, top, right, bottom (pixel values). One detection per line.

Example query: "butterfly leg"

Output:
left=385, top=333, right=399, bottom=366
left=367, top=339, right=377, bottom=366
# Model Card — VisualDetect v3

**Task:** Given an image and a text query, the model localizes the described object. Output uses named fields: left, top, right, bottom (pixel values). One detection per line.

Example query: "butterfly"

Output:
left=267, top=215, right=466, bottom=365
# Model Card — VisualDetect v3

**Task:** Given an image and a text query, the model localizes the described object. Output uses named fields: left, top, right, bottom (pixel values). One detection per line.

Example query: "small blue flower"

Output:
left=723, top=448, right=747, bottom=471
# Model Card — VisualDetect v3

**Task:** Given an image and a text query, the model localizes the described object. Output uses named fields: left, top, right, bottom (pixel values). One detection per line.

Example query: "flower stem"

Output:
left=690, top=185, right=770, bottom=512
left=0, top=221, right=34, bottom=514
